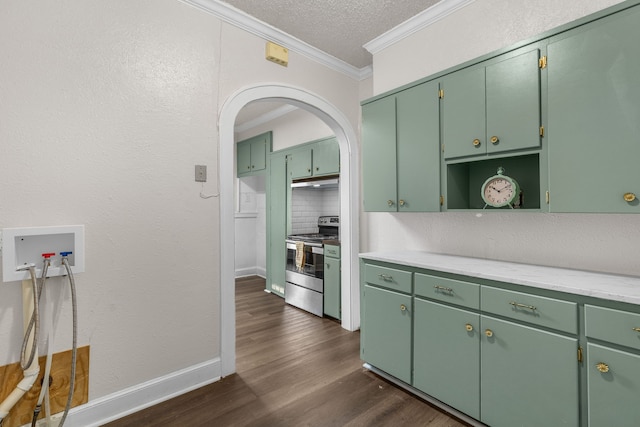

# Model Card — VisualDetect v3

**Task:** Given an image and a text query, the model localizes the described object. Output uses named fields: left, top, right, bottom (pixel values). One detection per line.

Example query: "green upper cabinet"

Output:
left=362, top=80, right=440, bottom=212
left=547, top=6, right=640, bottom=213
left=288, top=137, right=339, bottom=179
left=237, top=131, right=272, bottom=177
left=442, top=46, right=542, bottom=160
left=288, top=148, right=312, bottom=179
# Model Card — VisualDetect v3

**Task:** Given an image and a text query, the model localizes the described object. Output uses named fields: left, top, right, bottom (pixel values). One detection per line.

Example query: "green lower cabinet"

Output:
left=361, top=284, right=412, bottom=384
left=480, top=316, right=579, bottom=427
left=323, top=255, right=341, bottom=319
left=587, top=343, right=640, bottom=427
left=413, top=299, right=480, bottom=419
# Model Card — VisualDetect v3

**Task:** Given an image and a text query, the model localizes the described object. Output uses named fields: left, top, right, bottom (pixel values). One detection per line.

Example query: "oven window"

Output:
left=286, top=246, right=324, bottom=279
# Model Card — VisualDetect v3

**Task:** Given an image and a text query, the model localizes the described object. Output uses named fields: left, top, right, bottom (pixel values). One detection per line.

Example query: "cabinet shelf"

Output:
left=445, top=153, right=541, bottom=210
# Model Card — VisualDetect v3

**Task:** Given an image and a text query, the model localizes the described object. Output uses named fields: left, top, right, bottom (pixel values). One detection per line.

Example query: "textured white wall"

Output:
left=0, top=0, right=360, bottom=406
left=366, top=0, right=640, bottom=277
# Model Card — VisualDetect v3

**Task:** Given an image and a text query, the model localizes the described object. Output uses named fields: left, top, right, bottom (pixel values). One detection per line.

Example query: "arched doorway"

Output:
left=218, top=84, right=360, bottom=376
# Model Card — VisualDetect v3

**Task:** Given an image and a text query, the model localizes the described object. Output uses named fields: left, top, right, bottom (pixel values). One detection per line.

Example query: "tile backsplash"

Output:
left=291, top=187, right=339, bottom=234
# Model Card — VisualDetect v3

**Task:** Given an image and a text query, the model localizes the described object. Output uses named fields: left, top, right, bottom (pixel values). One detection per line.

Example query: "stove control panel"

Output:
left=318, top=216, right=339, bottom=226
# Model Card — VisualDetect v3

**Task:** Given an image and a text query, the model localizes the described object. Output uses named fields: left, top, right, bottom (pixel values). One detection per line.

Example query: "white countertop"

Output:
left=360, top=251, right=640, bottom=306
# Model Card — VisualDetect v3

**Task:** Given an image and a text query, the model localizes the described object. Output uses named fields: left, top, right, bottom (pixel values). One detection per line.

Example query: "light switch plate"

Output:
left=195, top=165, right=207, bottom=182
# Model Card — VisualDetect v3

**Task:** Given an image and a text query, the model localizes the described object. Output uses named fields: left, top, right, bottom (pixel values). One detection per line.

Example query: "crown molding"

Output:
left=179, top=0, right=371, bottom=81
left=364, top=0, right=476, bottom=55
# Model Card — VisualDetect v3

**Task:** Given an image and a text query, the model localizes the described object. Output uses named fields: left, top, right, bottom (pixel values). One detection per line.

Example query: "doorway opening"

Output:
left=219, top=84, right=360, bottom=376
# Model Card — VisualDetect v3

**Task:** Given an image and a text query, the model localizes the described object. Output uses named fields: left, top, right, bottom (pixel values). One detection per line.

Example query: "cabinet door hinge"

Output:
left=539, top=126, right=545, bottom=137
left=539, top=55, right=547, bottom=69
left=546, top=191, right=550, bottom=204
left=440, top=195, right=444, bottom=206
left=578, top=346, right=583, bottom=363
left=438, top=89, right=444, bottom=99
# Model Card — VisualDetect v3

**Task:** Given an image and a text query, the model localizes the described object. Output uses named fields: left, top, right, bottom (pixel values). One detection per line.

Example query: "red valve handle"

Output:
left=42, top=252, right=56, bottom=259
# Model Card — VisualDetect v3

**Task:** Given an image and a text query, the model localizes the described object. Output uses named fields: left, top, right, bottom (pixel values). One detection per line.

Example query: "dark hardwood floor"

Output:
left=104, top=276, right=469, bottom=426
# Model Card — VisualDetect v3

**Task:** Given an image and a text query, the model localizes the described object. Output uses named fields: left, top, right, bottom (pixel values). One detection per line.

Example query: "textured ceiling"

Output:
left=220, top=0, right=441, bottom=69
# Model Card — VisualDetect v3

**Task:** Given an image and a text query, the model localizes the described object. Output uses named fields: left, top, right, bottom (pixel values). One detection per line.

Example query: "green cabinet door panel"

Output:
left=486, top=48, right=541, bottom=154
left=413, top=299, right=480, bottom=419
left=250, top=137, right=267, bottom=172
left=442, top=67, right=486, bottom=159
left=266, top=152, right=287, bottom=296
left=288, top=148, right=313, bottom=179
left=480, top=316, right=579, bottom=427
left=548, top=7, right=640, bottom=213
left=587, top=343, right=640, bottom=427
left=323, top=256, right=341, bottom=319
left=396, top=81, right=441, bottom=212
left=362, top=285, right=412, bottom=384
left=313, top=138, right=340, bottom=176
left=237, top=141, right=251, bottom=175
left=362, top=96, right=397, bottom=211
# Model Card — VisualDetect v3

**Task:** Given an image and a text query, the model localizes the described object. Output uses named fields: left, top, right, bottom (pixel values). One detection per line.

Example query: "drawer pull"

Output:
left=387, top=200, right=395, bottom=207
left=400, top=304, right=407, bottom=312
left=596, top=362, right=610, bottom=373
left=378, top=274, right=393, bottom=282
left=465, top=323, right=474, bottom=332
left=434, top=285, right=454, bottom=293
left=623, top=192, right=636, bottom=202
left=509, top=301, right=537, bottom=311
left=472, top=138, right=481, bottom=147
left=633, top=327, right=640, bottom=333
left=485, top=329, right=494, bottom=338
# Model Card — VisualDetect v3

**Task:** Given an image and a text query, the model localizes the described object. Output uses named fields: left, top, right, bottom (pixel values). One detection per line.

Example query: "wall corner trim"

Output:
left=65, top=358, right=221, bottom=426
left=364, top=0, right=476, bottom=54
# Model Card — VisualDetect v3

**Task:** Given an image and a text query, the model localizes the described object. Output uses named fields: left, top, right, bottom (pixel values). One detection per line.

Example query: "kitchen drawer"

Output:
left=481, top=286, right=578, bottom=334
left=364, top=264, right=412, bottom=294
left=415, top=273, right=480, bottom=310
left=585, top=305, right=640, bottom=351
left=324, top=244, right=340, bottom=258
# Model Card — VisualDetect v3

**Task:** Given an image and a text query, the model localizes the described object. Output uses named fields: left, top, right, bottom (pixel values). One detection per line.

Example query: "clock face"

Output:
left=483, top=177, right=516, bottom=207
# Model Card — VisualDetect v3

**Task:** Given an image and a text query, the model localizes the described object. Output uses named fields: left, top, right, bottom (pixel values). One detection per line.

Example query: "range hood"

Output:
left=291, top=175, right=339, bottom=189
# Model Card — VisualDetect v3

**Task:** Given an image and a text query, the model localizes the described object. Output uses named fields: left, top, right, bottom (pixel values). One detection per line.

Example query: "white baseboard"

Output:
left=64, top=358, right=221, bottom=427
left=235, top=267, right=266, bottom=278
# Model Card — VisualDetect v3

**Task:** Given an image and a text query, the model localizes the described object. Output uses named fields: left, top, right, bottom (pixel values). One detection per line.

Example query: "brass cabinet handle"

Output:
left=485, top=329, right=494, bottom=338
left=326, top=263, right=330, bottom=269
left=473, top=138, right=481, bottom=147
left=509, top=301, right=537, bottom=311
left=596, top=362, right=610, bottom=373
left=378, top=274, right=393, bottom=282
left=633, top=327, right=640, bottom=333
left=624, top=192, right=636, bottom=202
left=316, top=167, right=319, bottom=171
left=307, top=168, right=311, bottom=172
left=465, top=323, right=474, bottom=332
left=399, top=199, right=405, bottom=206
left=434, top=285, right=454, bottom=293
left=400, top=304, right=407, bottom=312
left=387, top=200, right=395, bottom=206
left=490, top=136, right=499, bottom=144
left=247, top=166, right=251, bottom=170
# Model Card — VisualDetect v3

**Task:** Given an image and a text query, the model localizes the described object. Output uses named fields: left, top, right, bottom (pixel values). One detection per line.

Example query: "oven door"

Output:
left=285, top=241, right=324, bottom=279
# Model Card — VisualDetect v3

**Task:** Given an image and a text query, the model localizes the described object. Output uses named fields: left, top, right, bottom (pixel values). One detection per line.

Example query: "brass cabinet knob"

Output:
left=490, top=136, right=499, bottom=144
left=473, top=138, right=481, bottom=147
left=485, top=329, right=494, bottom=338
left=399, top=199, right=405, bottom=206
left=633, top=327, right=640, bottom=333
left=316, top=167, right=319, bottom=171
left=307, top=168, right=311, bottom=173
left=400, top=304, right=407, bottom=312
left=623, top=192, right=636, bottom=202
left=596, top=362, right=610, bottom=373
left=247, top=166, right=251, bottom=170
left=387, top=200, right=395, bottom=206
left=465, top=324, right=474, bottom=332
